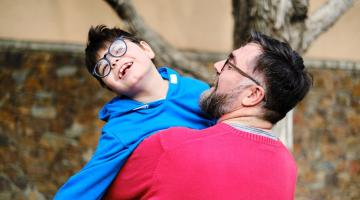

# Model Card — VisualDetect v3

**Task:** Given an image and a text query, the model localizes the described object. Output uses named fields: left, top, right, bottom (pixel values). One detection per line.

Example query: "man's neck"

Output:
left=218, top=109, right=273, bottom=132
left=221, top=118, right=273, bottom=132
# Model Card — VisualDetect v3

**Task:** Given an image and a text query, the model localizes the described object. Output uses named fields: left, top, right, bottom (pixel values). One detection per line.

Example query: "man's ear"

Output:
left=242, top=86, right=265, bottom=106
left=139, top=41, right=155, bottom=59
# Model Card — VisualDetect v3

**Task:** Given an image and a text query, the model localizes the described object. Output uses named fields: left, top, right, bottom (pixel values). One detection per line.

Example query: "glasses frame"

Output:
left=92, top=36, right=128, bottom=78
left=221, top=58, right=262, bottom=86
left=221, top=57, right=266, bottom=102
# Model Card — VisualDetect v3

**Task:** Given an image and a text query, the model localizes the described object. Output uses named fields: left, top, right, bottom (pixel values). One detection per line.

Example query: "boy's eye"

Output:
left=97, top=62, right=110, bottom=75
left=102, top=64, right=110, bottom=73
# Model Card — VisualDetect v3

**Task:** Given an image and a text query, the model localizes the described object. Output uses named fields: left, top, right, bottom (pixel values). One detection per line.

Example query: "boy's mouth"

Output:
left=119, top=62, right=133, bottom=79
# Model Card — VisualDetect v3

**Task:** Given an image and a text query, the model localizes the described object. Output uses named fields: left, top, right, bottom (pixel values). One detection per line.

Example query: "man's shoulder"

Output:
left=139, top=124, right=224, bottom=153
left=139, top=127, right=199, bottom=150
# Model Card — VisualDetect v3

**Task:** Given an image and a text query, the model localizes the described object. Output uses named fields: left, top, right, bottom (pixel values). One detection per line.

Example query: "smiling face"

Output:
left=200, top=42, right=265, bottom=118
left=213, top=42, right=263, bottom=95
left=97, top=39, right=156, bottom=96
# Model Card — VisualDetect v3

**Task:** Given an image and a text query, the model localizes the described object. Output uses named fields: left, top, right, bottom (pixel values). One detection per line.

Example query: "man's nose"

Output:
left=214, top=60, right=226, bottom=74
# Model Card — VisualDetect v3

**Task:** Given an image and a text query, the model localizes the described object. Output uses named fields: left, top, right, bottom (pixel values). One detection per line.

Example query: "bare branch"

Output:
left=103, top=0, right=214, bottom=82
left=303, top=0, right=353, bottom=51
left=181, top=50, right=227, bottom=63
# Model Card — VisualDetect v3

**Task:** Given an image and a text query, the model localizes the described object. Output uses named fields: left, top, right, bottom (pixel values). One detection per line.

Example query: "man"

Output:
left=54, top=25, right=214, bottom=199
left=104, top=31, right=312, bottom=200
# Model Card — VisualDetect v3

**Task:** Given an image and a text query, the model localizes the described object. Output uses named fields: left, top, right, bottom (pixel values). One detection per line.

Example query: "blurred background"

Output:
left=0, top=0, right=359, bottom=199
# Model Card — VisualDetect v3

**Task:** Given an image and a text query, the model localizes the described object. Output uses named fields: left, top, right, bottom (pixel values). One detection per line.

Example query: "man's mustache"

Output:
left=210, top=78, right=219, bottom=91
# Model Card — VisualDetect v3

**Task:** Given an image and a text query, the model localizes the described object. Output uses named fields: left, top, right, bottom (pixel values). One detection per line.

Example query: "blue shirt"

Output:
left=54, top=67, right=215, bottom=199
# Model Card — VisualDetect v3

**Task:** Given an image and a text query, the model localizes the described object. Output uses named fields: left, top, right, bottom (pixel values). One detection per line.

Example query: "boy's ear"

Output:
left=139, top=41, right=155, bottom=59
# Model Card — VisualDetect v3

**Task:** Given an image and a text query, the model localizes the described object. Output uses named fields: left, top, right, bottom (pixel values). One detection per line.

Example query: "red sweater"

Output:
left=104, top=123, right=297, bottom=200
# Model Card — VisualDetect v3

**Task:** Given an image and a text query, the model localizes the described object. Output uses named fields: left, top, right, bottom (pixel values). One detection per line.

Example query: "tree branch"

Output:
left=103, top=0, right=214, bottom=82
left=303, top=0, right=353, bottom=51
left=180, top=50, right=227, bottom=63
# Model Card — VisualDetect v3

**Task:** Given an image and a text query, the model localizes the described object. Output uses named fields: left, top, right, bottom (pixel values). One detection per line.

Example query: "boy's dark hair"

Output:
left=249, top=31, right=313, bottom=124
left=85, top=25, right=141, bottom=88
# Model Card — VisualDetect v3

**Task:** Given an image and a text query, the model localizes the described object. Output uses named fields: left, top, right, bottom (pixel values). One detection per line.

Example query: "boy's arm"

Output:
left=54, top=131, right=132, bottom=200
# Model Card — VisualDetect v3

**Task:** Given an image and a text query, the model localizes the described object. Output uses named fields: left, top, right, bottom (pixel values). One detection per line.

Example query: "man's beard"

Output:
left=200, top=86, right=238, bottom=119
left=200, top=90, right=228, bottom=119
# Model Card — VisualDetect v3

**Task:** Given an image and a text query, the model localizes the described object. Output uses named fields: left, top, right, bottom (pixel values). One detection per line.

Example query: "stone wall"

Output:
left=294, top=68, right=360, bottom=200
left=0, top=49, right=359, bottom=199
left=0, top=50, right=113, bottom=200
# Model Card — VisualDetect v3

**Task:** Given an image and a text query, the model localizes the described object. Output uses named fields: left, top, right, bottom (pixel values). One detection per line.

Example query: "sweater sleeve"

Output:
left=54, top=131, right=133, bottom=200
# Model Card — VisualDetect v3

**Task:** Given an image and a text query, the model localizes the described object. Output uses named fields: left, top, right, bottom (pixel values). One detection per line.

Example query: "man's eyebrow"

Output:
left=228, top=53, right=236, bottom=63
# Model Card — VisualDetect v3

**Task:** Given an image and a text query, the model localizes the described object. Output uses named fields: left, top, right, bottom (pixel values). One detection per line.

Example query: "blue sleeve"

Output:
left=54, top=131, right=135, bottom=200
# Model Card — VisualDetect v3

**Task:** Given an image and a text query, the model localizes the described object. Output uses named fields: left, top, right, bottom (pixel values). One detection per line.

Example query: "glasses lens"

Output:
left=109, top=40, right=127, bottom=57
left=95, top=59, right=111, bottom=77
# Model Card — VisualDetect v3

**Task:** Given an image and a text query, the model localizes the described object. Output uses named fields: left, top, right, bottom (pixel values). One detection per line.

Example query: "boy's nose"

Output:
left=107, top=55, right=120, bottom=67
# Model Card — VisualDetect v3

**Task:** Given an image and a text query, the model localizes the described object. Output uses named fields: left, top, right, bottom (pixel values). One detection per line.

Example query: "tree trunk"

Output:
left=235, top=0, right=353, bottom=54
left=232, top=0, right=252, bottom=48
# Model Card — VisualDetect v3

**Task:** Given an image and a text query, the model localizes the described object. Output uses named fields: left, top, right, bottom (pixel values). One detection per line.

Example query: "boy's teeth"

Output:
left=119, top=62, right=133, bottom=79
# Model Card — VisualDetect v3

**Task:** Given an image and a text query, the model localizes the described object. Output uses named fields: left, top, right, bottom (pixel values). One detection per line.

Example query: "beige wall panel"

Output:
left=0, top=0, right=122, bottom=44
left=304, top=0, right=360, bottom=61
left=132, top=0, right=233, bottom=52
left=0, top=0, right=359, bottom=61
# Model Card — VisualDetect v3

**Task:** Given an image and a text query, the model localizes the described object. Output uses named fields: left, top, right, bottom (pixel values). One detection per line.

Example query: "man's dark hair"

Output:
left=248, top=31, right=313, bottom=124
left=85, top=25, right=141, bottom=88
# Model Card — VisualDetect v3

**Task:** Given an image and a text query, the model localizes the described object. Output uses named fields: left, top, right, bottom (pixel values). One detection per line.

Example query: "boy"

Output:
left=54, top=25, right=214, bottom=199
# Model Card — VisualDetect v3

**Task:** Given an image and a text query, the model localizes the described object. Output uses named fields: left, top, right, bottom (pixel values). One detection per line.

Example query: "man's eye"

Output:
left=226, top=64, right=233, bottom=70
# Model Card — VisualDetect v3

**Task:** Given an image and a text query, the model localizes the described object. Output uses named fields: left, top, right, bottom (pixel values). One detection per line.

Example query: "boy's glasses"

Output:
left=93, top=37, right=128, bottom=78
